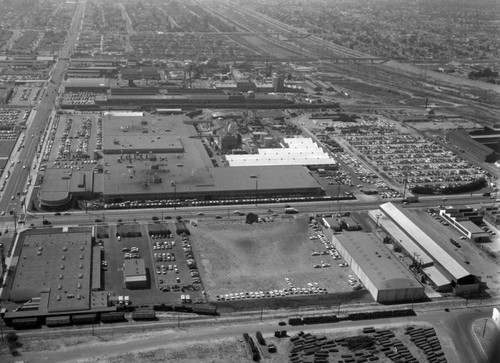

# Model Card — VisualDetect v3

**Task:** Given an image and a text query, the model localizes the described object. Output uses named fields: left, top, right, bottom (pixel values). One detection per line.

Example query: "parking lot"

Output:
left=331, top=117, right=486, bottom=189
left=100, top=222, right=204, bottom=306
left=61, top=92, right=98, bottom=106
left=8, top=85, right=45, bottom=106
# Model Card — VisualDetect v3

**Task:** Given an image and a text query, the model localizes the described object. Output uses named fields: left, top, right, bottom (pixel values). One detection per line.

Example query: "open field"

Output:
left=191, top=216, right=371, bottom=303
left=8, top=322, right=449, bottom=363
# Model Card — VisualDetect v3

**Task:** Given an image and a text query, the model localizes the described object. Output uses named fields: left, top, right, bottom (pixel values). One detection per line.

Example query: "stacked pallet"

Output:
left=405, top=326, right=447, bottom=363
left=289, top=332, right=338, bottom=362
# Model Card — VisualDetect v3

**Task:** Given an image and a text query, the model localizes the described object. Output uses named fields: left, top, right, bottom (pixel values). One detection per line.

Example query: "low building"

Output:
left=439, top=206, right=490, bottom=242
left=332, top=232, right=425, bottom=303
left=321, top=216, right=342, bottom=232
left=481, top=205, right=500, bottom=226
left=63, top=78, right=110, bottom=93
left=0, top=84, right=14, bottom=103
left=123, top=259, right=147, bottom=289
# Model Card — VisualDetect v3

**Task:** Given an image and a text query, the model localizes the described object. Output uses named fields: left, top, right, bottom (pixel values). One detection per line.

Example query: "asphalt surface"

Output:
left=17, top=193, right=493, bottom=227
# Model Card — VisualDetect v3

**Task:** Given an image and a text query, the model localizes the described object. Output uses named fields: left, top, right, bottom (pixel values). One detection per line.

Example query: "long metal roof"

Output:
left=367, top=210, right=433, bottom=267
left=380, top=202, right=471, bottom=281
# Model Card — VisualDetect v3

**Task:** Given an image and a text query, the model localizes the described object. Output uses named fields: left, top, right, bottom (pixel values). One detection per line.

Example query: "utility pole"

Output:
left=337, top=183, right=342, bottom=215
left=171, top=181, right=177, bottom=210
left=482, top=318, right=488, bottom=337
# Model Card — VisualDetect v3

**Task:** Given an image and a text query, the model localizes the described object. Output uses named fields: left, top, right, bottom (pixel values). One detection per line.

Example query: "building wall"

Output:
left=125, top=278, right=147, bottom=289
left=332, top=234, right=424, bottom=303
left=446, top=131, right=498, bottom=162
left=493, top=308, right=500, bottom=329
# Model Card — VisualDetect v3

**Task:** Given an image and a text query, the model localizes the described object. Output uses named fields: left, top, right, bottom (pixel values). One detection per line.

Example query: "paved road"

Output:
left=1, top=193, right=488, bottom=229
left=0, top=0, right=85, bottom=217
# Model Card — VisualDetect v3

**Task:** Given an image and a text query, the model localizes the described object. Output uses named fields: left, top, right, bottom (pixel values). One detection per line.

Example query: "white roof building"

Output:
left=226, top=137, right=336, bottom=167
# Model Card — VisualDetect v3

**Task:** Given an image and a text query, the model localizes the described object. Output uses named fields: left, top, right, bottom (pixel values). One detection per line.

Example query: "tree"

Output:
left=6, top=332, right=18, bottom=344
left=246, top=213, right=259, bottom=224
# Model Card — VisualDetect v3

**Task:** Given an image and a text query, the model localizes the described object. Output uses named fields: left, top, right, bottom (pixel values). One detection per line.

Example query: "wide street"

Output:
left=12, top=192, right=494, bottom=227
left=0, top=0, right=86, bottom=218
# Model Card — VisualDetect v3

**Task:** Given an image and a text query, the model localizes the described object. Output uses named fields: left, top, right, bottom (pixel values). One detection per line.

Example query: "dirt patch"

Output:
left=190, top=217, right=372, bottom=303
left=101, top=338, right=249, bottom=363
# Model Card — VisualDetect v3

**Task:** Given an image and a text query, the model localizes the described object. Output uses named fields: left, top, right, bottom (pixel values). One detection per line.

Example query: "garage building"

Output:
left=123, top=259, right=148, bottom=289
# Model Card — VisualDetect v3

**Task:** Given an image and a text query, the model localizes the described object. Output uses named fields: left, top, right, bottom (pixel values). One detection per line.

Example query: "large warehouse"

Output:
left=4, top=227, right=114, bottom=321
left=38, top=112, right=325, bottom=208
left=332, top=232, right=425, bottom=303
left=379, top=202, right=482, bottom=295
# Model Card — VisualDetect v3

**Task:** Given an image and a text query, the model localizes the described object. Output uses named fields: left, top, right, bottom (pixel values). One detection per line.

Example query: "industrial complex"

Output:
left=0, top=0, right=499, bottom=361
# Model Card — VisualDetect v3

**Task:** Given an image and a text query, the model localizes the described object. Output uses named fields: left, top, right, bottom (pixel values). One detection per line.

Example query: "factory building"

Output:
left=446, top=130, right=498, bottom=162
left=379, top=202, right=481, bottom=295
left=332, top=232, right=425, bottom=303
left=63, top=78, right=110, bottom=93
left=226, top=137, right=336, bottom=167
left=3, top=228, right=116, bottom=322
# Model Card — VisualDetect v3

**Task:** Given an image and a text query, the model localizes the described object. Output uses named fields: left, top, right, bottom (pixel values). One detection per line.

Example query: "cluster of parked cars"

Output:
left=63, top=92, right=97, bottom=106
left=123, top=246, right=140, bottom=259
left=156, top=264, right=178, bottom=275
left=310, top=221, right=348, bottom=267
left=182, top=235, right=200, bottom=284
left=216, top=284, right=328, bottom=301
left=348, top=275, right=361, bottom=290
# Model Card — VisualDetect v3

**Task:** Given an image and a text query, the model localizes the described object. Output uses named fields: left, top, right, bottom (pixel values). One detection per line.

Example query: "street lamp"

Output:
left=171, top=181, right=177, bottom=210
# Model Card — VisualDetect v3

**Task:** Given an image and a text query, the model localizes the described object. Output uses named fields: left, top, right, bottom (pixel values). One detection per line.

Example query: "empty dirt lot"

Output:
left=190, top=215, right=369, bottom=302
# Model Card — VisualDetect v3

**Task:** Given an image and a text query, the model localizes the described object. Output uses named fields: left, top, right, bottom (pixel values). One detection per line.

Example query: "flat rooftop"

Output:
left=227, top=137, right=336, bottom=167
left=103, top=164, right=322, bottom=198
left=64, top=77, right=109, bottom=87
left=334, top=231, right=423, bottom=291
left=11, top=227, right=94, bottom=313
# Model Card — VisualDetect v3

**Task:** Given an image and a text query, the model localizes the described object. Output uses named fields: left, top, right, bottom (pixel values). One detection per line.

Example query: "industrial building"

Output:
left=226, top=137, right=336, bottom=167
left=63, top=78, right=111, bottom=93
left=446, top=130, right=498, bottom=162
left=0, top=84, right=13, bottom=104
left=123, top=259, right=148, bottom=289
left=4, top=228, right=115, bottom=321
left=378, top=202, right=482, bottom=295
left=439, top=206, right=490, bottom=242
left=481, top=205, right=500, bottom=226
left=0, top=55, right=55, bottom=69
left=38, top=113, right=325, bottom=208
left=332, top=232, right=425, bottom=303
